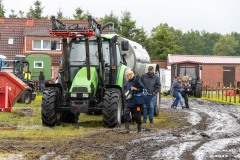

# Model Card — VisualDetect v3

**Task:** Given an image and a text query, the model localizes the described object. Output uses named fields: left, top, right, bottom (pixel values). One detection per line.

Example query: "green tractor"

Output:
left=41, top=16, right=160, bottom=127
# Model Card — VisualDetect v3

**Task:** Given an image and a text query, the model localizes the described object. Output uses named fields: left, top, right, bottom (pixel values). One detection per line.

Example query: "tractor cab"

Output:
left=0, top=57, right=36, bottom=104
left=171, top=61, right=202, bottom=98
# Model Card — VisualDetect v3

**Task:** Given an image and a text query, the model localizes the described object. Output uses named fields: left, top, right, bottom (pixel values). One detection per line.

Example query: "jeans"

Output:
left=173, top=91, right=183, bottom=108
left=143, top=96, right=156, bottom=122
left=39, top=81, right=44, bottom=92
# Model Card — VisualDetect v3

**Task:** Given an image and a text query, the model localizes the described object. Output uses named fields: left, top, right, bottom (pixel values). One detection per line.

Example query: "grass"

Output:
left=201, top=94, right=240, bottom=105
left=0, top=94, right=190, bottom=159
left=14, top=93, right=43, bottom=107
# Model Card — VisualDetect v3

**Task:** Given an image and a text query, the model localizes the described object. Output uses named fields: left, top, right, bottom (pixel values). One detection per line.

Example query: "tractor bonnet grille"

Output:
left=72, top=87, right=88, bottom=92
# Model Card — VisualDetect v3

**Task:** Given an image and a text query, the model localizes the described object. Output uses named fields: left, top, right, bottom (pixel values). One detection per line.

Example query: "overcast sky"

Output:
left=3, top=0, right=240, bottom=35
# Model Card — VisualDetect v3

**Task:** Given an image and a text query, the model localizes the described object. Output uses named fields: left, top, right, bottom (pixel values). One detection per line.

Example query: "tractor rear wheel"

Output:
left=41, top=88, right=59, bottom=126
left=102, top=88, right=123, bottom=128
left=195, top=83, right=202, bottom=98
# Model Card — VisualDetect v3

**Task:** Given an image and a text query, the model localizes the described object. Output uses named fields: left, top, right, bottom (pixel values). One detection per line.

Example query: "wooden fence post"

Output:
left=222, top=87, right=224, bottom=101
left=234, top=88, right=236, bottom=103
left=229, top=88, right=232, bottom=103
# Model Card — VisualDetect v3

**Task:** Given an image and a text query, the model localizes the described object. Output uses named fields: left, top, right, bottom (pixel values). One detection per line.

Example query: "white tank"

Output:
left=118, top=37, right=158, bottom=76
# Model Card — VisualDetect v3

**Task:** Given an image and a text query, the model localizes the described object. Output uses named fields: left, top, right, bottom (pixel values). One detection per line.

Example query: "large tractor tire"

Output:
left=154, top=93, right=161, bottom=116
left=41, top=88, right=59, bottom=126
left=61, top=111, right=80, bottom=123
left=195, top=83, right=202, bottom=98
left=102, top=88, right=123, bottom=128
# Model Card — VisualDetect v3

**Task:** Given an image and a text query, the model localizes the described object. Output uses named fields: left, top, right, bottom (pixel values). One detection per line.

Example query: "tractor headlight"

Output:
left=71, top=93, right=77, bottom=98
left=82, top=93, right=89, bottom=98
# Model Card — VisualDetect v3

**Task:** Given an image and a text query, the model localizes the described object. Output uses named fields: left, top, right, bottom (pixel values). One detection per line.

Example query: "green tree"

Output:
left=147, top=23, right=181, bottom=60
left=73, top=7, right=88, bottom=20
left=100, top=11, right=120, bottom=33
left=18, top=10, right=24, bottom=18
left=131, top=27, right=148, bottom=47
left=0, top=0, right=5, bottom=17
left=213, top=35, right=238, bottom=56
left=169, top=27, right=184, bottom=53
left=57, top=8, right=63, bottom=20
left=118, top=10, right=136, bottom=40
left=231, top=32, right=240, bottom=55
left=27, top=0, right=44, bottom=19
left=9, top=10, right=17, bottom=18
left=181, top=30, right=205, bottom=55
left=202, top=31, right=221, bottom=55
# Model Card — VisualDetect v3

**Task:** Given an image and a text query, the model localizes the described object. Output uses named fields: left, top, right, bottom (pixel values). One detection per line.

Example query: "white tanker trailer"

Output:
left=118, top=37, right=161, bottom=116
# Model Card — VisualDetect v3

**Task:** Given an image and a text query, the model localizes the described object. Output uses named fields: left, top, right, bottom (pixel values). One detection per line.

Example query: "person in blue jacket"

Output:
left=124, top=69, right=144, bottom=133
left=171, top=77, right=184, bottom=109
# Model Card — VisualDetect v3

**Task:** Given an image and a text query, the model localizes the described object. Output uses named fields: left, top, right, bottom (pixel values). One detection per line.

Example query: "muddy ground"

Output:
left=1, top=98, right=240, bottom=160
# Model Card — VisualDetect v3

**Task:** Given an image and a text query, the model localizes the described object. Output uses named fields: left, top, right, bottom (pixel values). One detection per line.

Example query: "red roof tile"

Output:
left=0, top=18, right=89, bottom=62
left=168, top=54, right=240, bottom=64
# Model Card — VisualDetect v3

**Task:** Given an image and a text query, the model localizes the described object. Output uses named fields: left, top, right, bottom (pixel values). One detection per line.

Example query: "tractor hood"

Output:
left=69, top=67, right=98, bottom=96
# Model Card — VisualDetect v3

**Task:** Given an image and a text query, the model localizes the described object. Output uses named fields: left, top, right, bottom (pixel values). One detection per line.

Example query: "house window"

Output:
left=43, top=40, right=51, bottom=50
left=32, top=40, right=61, bottom=50
left=33, top=40, right=41, bottom=49
left=8, top=37, right=14, bottom=44
left=34, top=61, right=43, bottom=68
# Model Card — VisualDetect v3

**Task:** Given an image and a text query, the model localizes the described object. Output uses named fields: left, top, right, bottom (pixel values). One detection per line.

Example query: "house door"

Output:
left=223, top=67, right=235, bottom=87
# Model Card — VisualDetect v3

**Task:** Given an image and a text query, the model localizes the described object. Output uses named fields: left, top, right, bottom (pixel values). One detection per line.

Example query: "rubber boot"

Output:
left=124, top=122, right=130, bottom=133
left=137, top=124, right=141, bottom=133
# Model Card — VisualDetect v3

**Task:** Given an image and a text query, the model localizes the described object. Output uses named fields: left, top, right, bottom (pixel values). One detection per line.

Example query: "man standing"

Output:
left=39, top=71, right=45, bottom=92
left=141, top=66, right=161, bottom=123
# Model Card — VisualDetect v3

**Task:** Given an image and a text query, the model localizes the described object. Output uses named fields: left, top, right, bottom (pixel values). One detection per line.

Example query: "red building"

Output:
left=0, top=18, right=88, bottom=79
left=168, top=54, right=240, bottom=87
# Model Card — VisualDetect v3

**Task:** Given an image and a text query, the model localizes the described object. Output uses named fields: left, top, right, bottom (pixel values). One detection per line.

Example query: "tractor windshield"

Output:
left=179, top=66, right=196, bottom=79
left=69, top=40, right=110, bottom=81
left=69, top=41, right=110, bottom=66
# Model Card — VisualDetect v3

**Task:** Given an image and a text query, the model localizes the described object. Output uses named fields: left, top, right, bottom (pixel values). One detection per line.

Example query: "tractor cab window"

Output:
left=70, top=41, right=110, bottom=66
left=69, top=40, right=110, bottom=81
left=179, top=66, right=196, bottom=79
left=102, top=42, right=110, bottom=64
left=116, top=45, right=121, bottom=66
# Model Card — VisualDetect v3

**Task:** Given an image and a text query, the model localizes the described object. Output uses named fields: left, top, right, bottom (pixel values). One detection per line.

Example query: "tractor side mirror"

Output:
left=199, top=65, right=202, bottom=70
left=51, top=41, right=57, bottom=50
left=121, top=41, right=129, bottom=51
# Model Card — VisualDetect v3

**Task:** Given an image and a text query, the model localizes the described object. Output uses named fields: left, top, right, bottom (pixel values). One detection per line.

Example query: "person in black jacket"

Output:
left=39, top=71, right=45, bottom=92
left=181, top=76, right=190, bottom=109
left=124, top=69, right=144, bottom=133
left=140, top=66, right=161, bottom=123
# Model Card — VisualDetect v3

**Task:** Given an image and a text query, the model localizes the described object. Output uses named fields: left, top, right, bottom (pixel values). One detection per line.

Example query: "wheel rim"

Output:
left=25, top=94, right=30, bottom=103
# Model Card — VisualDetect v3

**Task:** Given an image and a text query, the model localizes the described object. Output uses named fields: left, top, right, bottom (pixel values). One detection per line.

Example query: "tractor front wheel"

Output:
left=41, top=88, right=59, bottom=126
left=102, top=88, right=123, bottom=128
